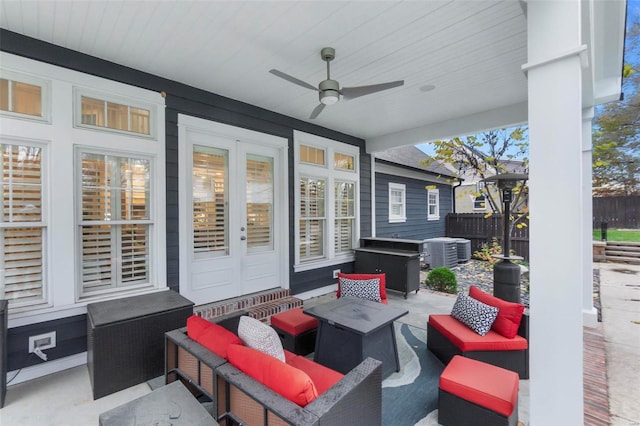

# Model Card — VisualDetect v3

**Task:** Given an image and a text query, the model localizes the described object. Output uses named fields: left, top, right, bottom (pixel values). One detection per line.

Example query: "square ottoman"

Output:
left=270, top=308, right=318, bottom=355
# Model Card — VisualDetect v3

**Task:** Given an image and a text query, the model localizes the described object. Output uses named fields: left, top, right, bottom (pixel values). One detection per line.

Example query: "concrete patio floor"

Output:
left=0, top=262, right=637, bottom=425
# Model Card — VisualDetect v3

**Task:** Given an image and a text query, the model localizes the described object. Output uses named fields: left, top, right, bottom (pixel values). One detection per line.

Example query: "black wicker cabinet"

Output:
left=354, top=248, right=420, bottom=298
left=87, top=290, right=193, bottom=399
left=0, top=300, right=7, bottom=409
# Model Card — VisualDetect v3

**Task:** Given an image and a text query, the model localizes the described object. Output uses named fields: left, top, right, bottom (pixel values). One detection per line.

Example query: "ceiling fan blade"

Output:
left=269, top=69, right=319, bottom=92
left=341, top=80, right=404, bottom=100
left=309, top=103, right=326, bottom=119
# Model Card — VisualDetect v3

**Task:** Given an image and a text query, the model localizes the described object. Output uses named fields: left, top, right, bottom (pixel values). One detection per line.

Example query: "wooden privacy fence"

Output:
left=446, top=213, right=530, bottom=261
left=593, top=196, right=640, bottom=229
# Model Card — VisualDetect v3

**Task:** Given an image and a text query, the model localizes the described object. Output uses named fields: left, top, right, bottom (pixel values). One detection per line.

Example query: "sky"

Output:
left=417, top=0, right=639, bottom=159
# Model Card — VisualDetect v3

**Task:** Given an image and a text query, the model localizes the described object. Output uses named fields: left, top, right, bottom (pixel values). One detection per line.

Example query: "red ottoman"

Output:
left=439, top=355, right=519, bottom=426
left=270, top=308, right=318, bottom=355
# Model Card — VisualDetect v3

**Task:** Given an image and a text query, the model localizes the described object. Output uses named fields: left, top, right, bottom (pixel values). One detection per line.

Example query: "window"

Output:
left=77, top=150, right=152, bottom=297
left=75, top=89, right=154, bottom=137
left=428, top=189, right=440, bottom=220
left=388, top=183, right=406, bottom=223
left=473, top=195, right=487, bottom=210
left=294, top=131, right=358, bottom=271
left=0, top=141, right=46, bottom=309
left=0, top=71, right=50, bottom=122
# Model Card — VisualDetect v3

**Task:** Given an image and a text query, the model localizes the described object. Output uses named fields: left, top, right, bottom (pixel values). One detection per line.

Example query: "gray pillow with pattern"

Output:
left=451, top=293, right=499, bottom=336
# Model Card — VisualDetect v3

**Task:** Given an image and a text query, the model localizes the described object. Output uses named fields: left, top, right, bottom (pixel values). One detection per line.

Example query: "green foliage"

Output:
left=472, top=238, right=513, bottom=265
left=425, top=267, right=458, bottom=294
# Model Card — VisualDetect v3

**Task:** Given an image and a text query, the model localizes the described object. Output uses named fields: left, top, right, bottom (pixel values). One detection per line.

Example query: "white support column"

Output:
left=371, top=154, right=377, bottom=237
left=524, top=1, right=584, bottom=424
left=582, top=107, right=598, bottom=328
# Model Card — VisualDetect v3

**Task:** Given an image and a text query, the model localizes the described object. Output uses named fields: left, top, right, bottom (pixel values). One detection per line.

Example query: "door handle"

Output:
left=240, top=236, right=247, bottom=241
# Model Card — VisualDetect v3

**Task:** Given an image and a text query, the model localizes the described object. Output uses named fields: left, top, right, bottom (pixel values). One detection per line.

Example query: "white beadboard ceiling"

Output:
left=0, top=1, right=625, bottom=147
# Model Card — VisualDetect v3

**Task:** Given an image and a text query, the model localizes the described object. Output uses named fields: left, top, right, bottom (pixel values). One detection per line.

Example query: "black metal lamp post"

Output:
left=483, top=173, right=528, bottom=303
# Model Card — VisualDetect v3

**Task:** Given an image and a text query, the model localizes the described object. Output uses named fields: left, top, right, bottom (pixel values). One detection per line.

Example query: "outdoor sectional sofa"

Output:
left=164, top=311, right=383, bottom=426
left=427, top=286, right=530, bottom=379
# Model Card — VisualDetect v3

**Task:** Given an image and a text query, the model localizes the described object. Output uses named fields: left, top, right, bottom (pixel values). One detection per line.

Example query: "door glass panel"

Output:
left=246, top=154, right=273, bottom=252
left=193, top=145, right=228, bottom=257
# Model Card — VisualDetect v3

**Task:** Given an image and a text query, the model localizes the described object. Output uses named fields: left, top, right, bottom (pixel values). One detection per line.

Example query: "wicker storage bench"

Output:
left=165, top=312, right=383, bottom=426
left=427, top=313, right=529, bottom=379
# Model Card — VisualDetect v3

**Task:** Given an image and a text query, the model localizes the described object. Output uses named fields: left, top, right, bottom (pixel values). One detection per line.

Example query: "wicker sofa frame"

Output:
left=427, top=314, right=529, bottom=379
left=164, top=311, right=383, bottom=426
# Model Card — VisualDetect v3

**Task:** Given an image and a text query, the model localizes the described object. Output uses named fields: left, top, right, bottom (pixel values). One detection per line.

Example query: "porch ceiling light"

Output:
left=320, top=90, right=340, bottom=105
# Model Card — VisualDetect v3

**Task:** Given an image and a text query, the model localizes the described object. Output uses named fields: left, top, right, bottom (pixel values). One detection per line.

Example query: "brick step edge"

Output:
left=247, top=296, right=303, bottom=323
left=194, top=288, right=292, bottom=320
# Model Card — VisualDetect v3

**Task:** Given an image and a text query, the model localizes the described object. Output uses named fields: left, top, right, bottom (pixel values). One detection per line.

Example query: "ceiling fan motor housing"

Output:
left=319, top=79, right=340, bottom=104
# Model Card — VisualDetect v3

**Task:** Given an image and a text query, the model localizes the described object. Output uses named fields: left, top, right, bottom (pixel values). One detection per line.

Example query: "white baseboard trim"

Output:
left=295, top=284, right=337, bottom=301
left=583, top=308, right=599, bottom=329
left=7, top=352, right=87, bottom=386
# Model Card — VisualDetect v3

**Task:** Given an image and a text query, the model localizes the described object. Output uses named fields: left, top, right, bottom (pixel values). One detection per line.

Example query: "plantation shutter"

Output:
left=246, top=154, right=273, bottom=252
left=192, top=146, right=228, bottom=256
left=299, top=178, right=325, bottom=259
left=1, top=144, right=45, bottom=305
left=334, top=181, right=354, bottom=254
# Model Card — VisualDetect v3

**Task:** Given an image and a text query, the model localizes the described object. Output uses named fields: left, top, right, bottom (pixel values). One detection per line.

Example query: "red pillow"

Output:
left=337, top=272, right=387, bottom=301
left=186, top=315, right=213, bottom=341
left=468, top=285, right=525, bottom=339
left=227, top=345, right=318, bottom=407
left=187, top=315, right=243, bottom=359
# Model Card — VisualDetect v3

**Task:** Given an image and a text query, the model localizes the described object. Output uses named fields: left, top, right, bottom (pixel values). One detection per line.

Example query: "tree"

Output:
left=421, top=128, right=530, bottom=238
left=593, top=19, right=640, bottom=196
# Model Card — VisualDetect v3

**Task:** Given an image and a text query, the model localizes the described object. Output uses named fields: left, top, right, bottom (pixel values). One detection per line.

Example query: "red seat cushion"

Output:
left=440, top=355, right=519, bottom=417
left=228, top=345, right=318, bottom=407
left=285, top=351, right=344, bottom=395
left=187, top=315, right=243, bottom=359
left=337, top=272, right=388, bottom=303
left=429, top=315, right=527, bottom=352
left=270, top=308, right=319, bottom=335
left=469, top=286, right=525, bottom=339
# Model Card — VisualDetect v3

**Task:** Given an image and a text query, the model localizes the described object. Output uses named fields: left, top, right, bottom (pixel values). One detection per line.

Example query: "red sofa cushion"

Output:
left=429, top=315, right=527, bottom=352
left=228, top=345, right=318, bottom=407
left=337, top=272, right=388, bottom=304
left=187, top=315, right=243, bottom=359
left=440, top=355, right=519, bottom=417
left=285, top=350, right=344, bottom=395
left=270, top=308, right=319, bottom=335
left=469, top=286, right=525, bottom=339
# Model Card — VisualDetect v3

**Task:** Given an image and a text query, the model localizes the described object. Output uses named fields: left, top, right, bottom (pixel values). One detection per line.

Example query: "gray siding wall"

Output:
left=375, top=172, right=452, bottom=240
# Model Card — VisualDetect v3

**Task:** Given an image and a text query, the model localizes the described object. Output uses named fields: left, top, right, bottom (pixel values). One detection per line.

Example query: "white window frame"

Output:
left=0, top=69, right=51, bottom=123
left=1, top=52, right=166, bottom=326
left=428, top=188, right=440, bottom=221
left=473, top=194, right=487, bottom=211
left=73, top=88, right=157, bottom=139
left=293, top=131, right=359, bottom=272
left=388, top=182, right=406, bottom=223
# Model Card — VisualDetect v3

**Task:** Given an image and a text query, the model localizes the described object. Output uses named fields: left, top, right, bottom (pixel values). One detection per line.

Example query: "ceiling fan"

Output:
left=269, top=47, right=405, bottom=119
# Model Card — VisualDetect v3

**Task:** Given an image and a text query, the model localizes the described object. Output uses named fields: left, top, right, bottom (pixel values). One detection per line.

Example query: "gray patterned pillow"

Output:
left=340, top=277, right=382, bottom=303
left=238, top=316, right=285, bottom=362
left=451, top=293, right=499, bottom=336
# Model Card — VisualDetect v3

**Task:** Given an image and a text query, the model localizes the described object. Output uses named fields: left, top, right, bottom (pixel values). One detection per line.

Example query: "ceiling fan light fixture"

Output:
left=320, top=90, right=340, bottom=105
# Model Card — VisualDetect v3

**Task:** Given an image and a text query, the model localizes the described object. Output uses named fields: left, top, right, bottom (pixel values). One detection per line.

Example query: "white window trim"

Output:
left=0, top=69, right=52, bottom=123
left=293, top=131, right=359, bottom=272
left=73, top=87, right=157, bottom=139
left=1, top=52, right=166, bottom=326
left=473, top=194, right=487, bottom=211
left=428, top=188, right=440, bottom=221
left=388, top=182, right=406, bottom=223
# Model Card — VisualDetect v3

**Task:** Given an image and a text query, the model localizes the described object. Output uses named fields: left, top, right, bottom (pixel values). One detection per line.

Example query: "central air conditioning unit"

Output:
left=454, top=238, right=471, bottom=263
left=425, top=238, right=458, bottom=269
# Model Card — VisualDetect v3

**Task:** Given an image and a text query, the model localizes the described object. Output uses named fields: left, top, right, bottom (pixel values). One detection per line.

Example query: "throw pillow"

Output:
left=337, top=272, right=387, bottom=301
left=451, top=293, right=499, bottom=336
left=186, top=315, right=243, bottom=359
left=227, top=344, right=318, bottom=407
left=469, top=285, right=525, bottom=339
left=238, top=316, right=285, bottom=362
left=339, top=277, right=382, bottom=303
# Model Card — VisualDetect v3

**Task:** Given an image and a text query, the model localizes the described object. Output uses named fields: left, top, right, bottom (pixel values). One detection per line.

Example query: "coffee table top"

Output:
left=304, top=296, right=408, bottom=335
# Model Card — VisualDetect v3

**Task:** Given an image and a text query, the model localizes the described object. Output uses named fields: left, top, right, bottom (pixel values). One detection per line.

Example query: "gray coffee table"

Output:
left=304, top=296, right=408, bottom=378
left=99, top=381, right=218, bottom=426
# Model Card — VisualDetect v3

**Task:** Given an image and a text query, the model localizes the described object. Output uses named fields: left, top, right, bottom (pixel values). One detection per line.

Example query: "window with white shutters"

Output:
left=192, top=145, right=229, bottom=257
left=246, top=154, right=273, bottom=252
left=0, top=143, right=45, bottom=308
left=78, top=151, right=151, bottom=296
left=294, top=131, right=358, bottom=271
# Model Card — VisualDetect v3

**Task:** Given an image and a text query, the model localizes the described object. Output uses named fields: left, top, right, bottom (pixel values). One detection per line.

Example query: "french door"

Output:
left=178, top=115, right=288, bottom=305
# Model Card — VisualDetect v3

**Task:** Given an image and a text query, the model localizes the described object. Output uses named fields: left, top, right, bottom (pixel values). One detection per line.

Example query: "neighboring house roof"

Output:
left=374, top=145, right=456, bottom=179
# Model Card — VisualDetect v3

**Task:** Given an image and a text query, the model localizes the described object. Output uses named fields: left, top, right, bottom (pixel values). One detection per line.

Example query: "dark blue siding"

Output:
left=375, top=172, right=452, bottom=240
left=1, top=29, right=369, bottom=370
